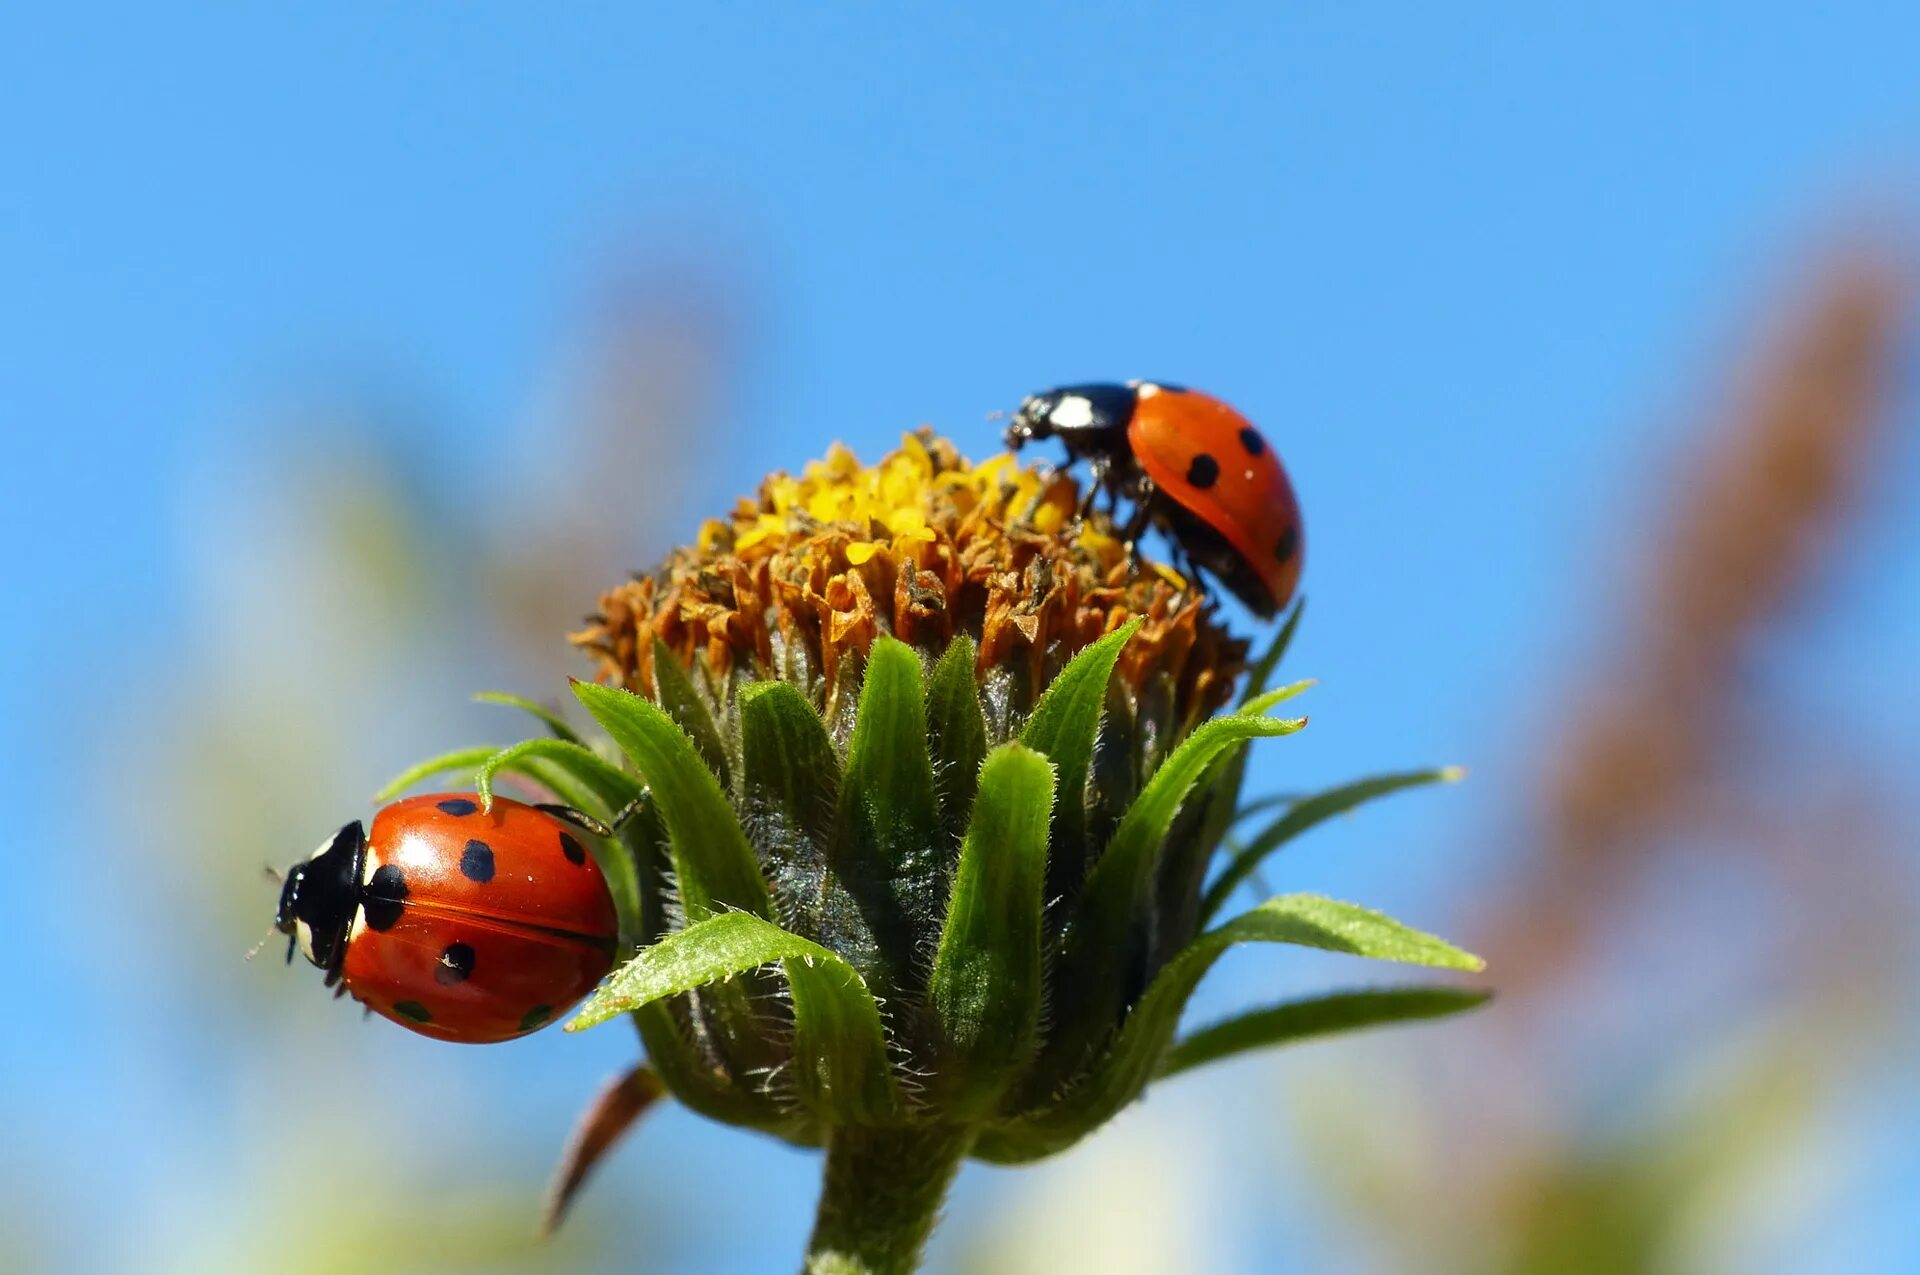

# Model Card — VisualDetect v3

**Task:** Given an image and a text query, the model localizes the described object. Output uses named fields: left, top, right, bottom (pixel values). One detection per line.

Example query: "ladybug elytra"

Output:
left=275, top=793, right=620, bottom=1043
left=1006, top=381, right=1303, bottom=617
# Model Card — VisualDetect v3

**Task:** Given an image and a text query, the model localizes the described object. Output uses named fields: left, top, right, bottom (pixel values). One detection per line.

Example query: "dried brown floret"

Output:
left=571, top=429, right=1246, bottom=723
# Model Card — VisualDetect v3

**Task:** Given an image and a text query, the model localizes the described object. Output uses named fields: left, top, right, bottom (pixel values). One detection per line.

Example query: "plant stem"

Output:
left=802, top=1124, right=973, bottom=1275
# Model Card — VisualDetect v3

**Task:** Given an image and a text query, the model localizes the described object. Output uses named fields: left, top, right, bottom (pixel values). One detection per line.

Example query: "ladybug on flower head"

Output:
left=1005, top=381, right=1303, bottom=618
left=274, top=792, right=620, bottom=1043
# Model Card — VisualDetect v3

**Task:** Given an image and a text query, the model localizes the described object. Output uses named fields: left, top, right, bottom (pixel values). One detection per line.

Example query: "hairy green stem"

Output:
left=803, top=1125, right=973, bottom=1275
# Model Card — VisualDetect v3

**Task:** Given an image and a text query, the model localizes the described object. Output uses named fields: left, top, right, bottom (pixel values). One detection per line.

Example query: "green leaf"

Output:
left=1238, top=597, right=1305, bottom=708
left=928, top=744, right=1055, bottom=1115
left=981, top=894, right=1482, bottom=1162
left=474, top=738, right=643, bottom=817
left=373, top=745, right=503, bottom=802
left=1158, top=985, right=1493, bottom=1079
left=1238, top=679, right=1314, bottom=718
left=651, top=636, right=732, bottom=783
left=830, top=636, right=943, bottom=997
left=1152, top=679, right=1317, bottom=961
left=1037, top=707, right=1308, bottom=1089
left=1209, top=893, right=1484, bottom=968
left=738, top=681, right=843, bottom=939
left=1229, top=792, right=1296, bottom=827
left=569, top=912, right=897, bottom=1124
left=924, top=634, right=987, bottom=846
left=1200, top=767, right=1463, bottom=924
left=1021, top=620, right=1140, bottom=897
left=472, top=690, right=583, bottom=744
left=573, top=680, right=772, bottom=921
left=573, top=683, right=778, bottom=1083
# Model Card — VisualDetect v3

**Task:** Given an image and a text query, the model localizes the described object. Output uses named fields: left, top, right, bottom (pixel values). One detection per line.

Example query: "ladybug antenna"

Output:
left=242, top=924, right=282, bottom=964
left=262, top=864, right=285, bottom=886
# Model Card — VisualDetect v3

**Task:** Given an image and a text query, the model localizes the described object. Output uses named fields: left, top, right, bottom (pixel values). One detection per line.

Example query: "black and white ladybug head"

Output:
left=1004, top=383, right=1139, bottom=451
left=275, top=820, right=367, bottom=978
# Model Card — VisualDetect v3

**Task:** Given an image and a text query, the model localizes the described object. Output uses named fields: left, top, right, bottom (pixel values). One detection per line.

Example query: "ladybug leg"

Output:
left=1116, top=475, right=1156, bottom=545
left=537, top=789, right=655, bottom=840
left=606, top=788, right=654, bottom=834
left=535, top=803, right=615, bottom=839
left=1114, top=474, right=1167, bottom=579
left=1075, top=454, right=1112, bottom=525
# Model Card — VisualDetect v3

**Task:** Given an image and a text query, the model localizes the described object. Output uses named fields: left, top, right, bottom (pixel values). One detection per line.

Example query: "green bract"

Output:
left=386, top=608, right=1484, bottom=1274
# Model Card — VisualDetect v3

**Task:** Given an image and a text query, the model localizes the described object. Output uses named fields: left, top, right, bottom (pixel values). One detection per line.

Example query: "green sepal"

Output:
left=1035, top=705, right=1308, bottom=1092
left=1148, top=749, right=1240, bottom=969
left=473, top=737, right=642, bottom=817
left=785, top=952, right=901, bottom=1125
left=1083, top=675, right=1141, bottom=851
left=1158, top=985, right=1493, bottom=1079
left=372, top=745, right=503, bottom=802
left=651, top=636, right=732, bottom=783
left=467, top=738, right=645, bottom=944
left=927, top=743, right=1055, bottom=1117
left=1148, top=681, right=1313, bottom=965
left=978, top=894, right=1483, bottom=1162
left=569, top=913, right=898, bottom=1125
left=622, top=791, right=673, bottom=945
left=472, top=690, right=583, bottom=744
left=738, top=680, right=844, bottom=942
left=1020, top=620, right=1141, bottom=900
left=1200, top=766, right=1463, bottom=924
left=829, top=636, right=943, bottom=999
left=573, top=680, right=772, bottom=922
left=1238, top=680, right=1314, bottom=718
left=629, top=1002, right=796, bottom=1136
left=573, top=679, right=779, bottom=1082
left=923, top=634, right=987, bottom=847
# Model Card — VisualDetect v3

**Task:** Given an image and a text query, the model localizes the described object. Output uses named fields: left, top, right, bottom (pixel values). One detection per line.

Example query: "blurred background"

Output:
left=4, top=7, right=1917, bottom=1273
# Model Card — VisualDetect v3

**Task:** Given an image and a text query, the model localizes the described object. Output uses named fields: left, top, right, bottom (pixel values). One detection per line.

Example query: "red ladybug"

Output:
left=275, top=793, right=619, bottom=1043
left=1005, top=381, right=1303, bottom=617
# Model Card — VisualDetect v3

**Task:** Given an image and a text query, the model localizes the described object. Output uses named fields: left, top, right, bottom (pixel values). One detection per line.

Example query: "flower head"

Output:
left=573, top=429, right=1247, bottom=734
left=388, top=428, right=1484, bottom=1275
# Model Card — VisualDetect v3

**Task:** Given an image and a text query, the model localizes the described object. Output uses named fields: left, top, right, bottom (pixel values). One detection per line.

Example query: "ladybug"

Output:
left=275, top=793, right=620, bottom=1043
left=1005, top=381, right=1303, bottom=617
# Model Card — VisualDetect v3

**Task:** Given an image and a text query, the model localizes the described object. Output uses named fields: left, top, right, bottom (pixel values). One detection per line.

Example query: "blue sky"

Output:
left=4, top=6, right=1918, bottom=1273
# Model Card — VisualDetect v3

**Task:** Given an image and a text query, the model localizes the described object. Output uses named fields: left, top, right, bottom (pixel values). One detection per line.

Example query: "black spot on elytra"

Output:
left=435, top=942, right=475, bottom=986
left=362, top=864, right=409, bottom=931
left=1275, top=524, right=1300, bottom=563
left=460, top=839, right=495, bottom=883
left=436, top=798, right=478, bottom=816
left=559, top=832, right=587, bottom=866
left=518, top=1004, right=553, bottom=1033
left=393, top=1000, right=432, bottom=1023
left=1238, top=427, right=1266, bottom=457
left=1186, top=453, right=1221, bottom=489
